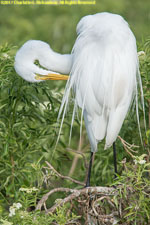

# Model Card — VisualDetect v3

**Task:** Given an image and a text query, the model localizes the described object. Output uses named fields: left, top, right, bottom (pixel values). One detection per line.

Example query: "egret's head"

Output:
left=14, top=40, right=68, bottom=82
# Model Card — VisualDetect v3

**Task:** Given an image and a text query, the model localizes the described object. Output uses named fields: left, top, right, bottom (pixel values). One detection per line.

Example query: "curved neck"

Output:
left=38, top=48, right=72, bottom=75
left=14, top=40, right=73, bottom=83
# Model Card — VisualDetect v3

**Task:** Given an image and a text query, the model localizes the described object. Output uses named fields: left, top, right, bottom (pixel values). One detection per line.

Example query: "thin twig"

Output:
left=43, top=202, right=47, bottom=211
left=93, top=196, right=115, bottom=212
left=118, top=136, right=139, bottom=158
left=66, top=147, right=88, bottom=171
left=68, top=135, right=84, bottom=176
left=44, top=161, right=85, bottom=186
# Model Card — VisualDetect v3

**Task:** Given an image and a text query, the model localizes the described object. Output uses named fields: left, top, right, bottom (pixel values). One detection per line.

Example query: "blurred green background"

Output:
left=0, top=0, right=150, bottom=51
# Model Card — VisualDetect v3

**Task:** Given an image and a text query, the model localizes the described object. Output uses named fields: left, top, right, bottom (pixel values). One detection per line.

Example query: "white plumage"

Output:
left=60, top=12, right=139, bottom=151
left=15, top=40, right=72, bottom=82
left=14, top=12, right=142, bottom=152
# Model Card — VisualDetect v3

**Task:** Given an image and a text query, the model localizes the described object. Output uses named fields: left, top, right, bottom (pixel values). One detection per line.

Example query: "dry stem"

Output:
left=44, top=161, right=85, bottom=186
left=118, top=136, right=139, bottom=158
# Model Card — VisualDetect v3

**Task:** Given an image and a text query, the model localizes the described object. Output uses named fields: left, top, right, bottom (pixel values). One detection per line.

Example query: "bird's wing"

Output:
left=59, top=13, right=139, bottom=151
left=72, top=14, right=138, bottom=150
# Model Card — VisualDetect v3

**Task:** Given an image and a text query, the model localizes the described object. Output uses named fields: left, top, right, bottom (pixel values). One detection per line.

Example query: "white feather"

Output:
left=59, top=12, right=140, bottom=151
left=14, top=12, right=144, bottom=153
left=14, top=40, right=72, bottom=82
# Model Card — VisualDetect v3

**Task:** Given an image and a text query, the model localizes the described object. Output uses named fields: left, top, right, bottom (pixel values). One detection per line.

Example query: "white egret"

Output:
left=14, top=12, right=144, bottom=187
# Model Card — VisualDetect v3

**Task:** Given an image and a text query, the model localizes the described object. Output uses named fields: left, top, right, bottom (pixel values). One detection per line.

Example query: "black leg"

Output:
left=85, top=152, right=94, bottom=187
left=113, top=142, right=117, bottom=178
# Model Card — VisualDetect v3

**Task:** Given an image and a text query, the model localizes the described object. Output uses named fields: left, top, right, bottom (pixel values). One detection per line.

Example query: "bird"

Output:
left=14, top=12, right=144, bottom=187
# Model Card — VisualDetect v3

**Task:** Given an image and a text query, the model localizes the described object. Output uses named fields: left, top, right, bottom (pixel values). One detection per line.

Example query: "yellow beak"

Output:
left=35, top=73, right=69, bottom=81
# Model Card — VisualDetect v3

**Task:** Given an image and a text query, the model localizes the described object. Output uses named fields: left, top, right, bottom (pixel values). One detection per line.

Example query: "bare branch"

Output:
left=44, top=161, right=85, bottom=186
left=36, top=187, right=78, bottom=211
left=46, top=190, right=81, bottom=213
left=92, top=196, right=115, bottom=217
left=36, top=186, right=116, bottom=213
left=118, top=136, right=139, bottom=158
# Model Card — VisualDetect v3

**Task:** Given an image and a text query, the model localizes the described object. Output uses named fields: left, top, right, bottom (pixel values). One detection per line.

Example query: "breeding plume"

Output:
left=15, top=12, right=143, bottom=186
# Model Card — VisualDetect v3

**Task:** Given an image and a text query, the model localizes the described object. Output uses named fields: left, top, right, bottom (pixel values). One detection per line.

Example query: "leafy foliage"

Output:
left=0, top=25, right=150, bottom=225
left=0, top=44, right=61, bottom=202
left=113, top=154, right=150, bottom=224
left=0, top=43, right=82, bottom=224
left=1, top=188, right=79, bottom=225
left=138, top=40, right=150, bottom=145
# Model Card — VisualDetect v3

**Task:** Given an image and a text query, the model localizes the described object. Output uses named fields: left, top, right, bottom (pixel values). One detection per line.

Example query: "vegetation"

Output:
left=0, top=2, right=150, bottom=224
